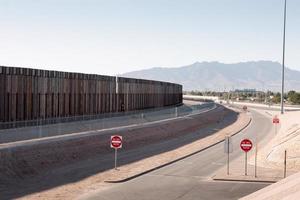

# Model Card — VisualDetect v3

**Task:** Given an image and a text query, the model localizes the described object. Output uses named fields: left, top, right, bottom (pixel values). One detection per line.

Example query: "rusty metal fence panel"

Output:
left=0, top=66, right=182, bottom=129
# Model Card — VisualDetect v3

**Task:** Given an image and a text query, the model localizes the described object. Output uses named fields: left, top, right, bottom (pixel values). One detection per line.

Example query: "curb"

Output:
left=212, top=177, right=278, bottom=184
left=105, top=114, right=252, bottom=183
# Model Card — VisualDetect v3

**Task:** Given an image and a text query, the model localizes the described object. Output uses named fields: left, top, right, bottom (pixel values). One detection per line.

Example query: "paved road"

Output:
left=83, top=108, right=274, bottom=200
left=0, top=101, right=214, bottom=144
left=0, top=102, right=236, bottom=200
left=229, top=102, right=300, bottom=112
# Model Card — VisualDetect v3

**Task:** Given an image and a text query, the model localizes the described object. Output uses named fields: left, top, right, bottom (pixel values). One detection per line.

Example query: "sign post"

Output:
left=255, top=142, right=258, bottom=178
left=224, top=136, right=233, bottom=175
left=115, top=148, right=118, bottom=169
left=284, top=150, right=287, bottom=178
left=240, top=139, right=253, bottom=176
left=273, top=116, right=280, bottom=135
left=110, top=135, right=123, bottom=170
left=227, top=137, right=230, bottom=175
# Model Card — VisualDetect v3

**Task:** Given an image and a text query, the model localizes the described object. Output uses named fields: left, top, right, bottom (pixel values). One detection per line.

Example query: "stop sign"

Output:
left=240, top=139, right=252, bottom=152
left=110, top=135, right=122, bottom=149
left=273, top=117, right=280, bottom=124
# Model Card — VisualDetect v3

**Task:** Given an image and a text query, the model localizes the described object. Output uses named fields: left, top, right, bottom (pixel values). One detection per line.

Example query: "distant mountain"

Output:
left=121, top=61, right=300, bottom=92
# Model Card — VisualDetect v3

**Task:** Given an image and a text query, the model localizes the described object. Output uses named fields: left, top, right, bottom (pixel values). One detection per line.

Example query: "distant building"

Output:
left=183, top=95, right=219, bottom=102
left=234, top=89, right=257, bottom=93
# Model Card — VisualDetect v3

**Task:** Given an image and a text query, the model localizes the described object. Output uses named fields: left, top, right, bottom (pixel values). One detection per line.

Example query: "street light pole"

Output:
left=281, top=0, right=287, bottom=114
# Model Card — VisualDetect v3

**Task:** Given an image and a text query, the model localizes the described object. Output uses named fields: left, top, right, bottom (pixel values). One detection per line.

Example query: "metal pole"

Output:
left=284, top=150, right=287, bottom=178
left=228, top=89, right=230, bottom=104
left=227, top=138, right=230, bottom=175
left=116, top=76, right=119, bottom=112
left=141, top=113, right=144, bottom=122
left=255, top=143, right=258, bottom=178
left=114, top=148, right=118, bottom=170
left=116, top=76, right=118, bottom=94
left=281, top=0, right=287, bottom=115
left=245, top=152, right=248, bottom=176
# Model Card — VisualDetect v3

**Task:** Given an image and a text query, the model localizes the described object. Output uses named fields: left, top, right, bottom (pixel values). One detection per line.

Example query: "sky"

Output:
left=0, top=0, right=299, bottom=75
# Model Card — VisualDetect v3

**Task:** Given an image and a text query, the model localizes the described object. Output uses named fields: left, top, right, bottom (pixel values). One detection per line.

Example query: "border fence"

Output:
left=0, top=66, right=182, bottom=128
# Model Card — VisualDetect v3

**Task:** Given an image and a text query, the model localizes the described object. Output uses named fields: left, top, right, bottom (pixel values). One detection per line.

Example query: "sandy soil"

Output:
left=248, top=109, right=300, bottom=171
left=241, top=169, right=300, bottom=200
left=240, top=109, right=300, bottom=200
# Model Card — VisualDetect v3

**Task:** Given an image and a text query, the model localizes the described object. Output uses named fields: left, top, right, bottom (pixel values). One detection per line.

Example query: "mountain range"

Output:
left=121, top=61, right=300, bottom=92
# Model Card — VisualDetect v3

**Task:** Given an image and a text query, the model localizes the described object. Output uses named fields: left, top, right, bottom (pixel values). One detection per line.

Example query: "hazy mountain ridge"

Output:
left=121, top=61, right=300, bottom=91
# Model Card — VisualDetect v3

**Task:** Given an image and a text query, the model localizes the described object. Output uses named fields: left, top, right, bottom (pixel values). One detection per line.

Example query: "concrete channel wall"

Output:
left=0, top=66, right=182, bottom=129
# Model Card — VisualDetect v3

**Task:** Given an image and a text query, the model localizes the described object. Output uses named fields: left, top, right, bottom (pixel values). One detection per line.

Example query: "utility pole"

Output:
left=116, top=76, right=119, bottom=112
left=281, top=0, right=287, bottom=114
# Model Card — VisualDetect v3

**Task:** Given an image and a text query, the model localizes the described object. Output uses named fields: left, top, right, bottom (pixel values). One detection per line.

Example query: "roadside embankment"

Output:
left=240, top=170, right=300, bottom=200
left=0, top=104, right=241, bottom=199
left=19, top=106, right=250, bottom=200
left=240, top=109, right=300, bottom=200
left=251, top=109, right=300, bottom=171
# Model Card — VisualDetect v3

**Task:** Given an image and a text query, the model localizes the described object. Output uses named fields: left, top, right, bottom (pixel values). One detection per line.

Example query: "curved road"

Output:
left=83, top=108, right=275, bottom=200
left=0, top=101, right=214, bottom=144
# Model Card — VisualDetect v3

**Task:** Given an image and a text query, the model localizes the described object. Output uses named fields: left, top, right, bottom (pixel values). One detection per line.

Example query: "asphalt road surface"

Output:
left=83, top=108, right=274, bottom=200
left=0, top=101, right=213, bottom=144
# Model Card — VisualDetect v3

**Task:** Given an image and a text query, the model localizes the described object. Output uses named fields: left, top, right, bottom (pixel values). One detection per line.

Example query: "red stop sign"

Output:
left=240, top=139, right=252, bottom=152
left=110, top=135, right=122, bottom=149
left=273, top=117, right=280, bottom=124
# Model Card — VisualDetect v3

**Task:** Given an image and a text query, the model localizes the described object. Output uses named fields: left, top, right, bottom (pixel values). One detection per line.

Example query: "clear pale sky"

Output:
left=0, top=0, right=299, bottom=75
